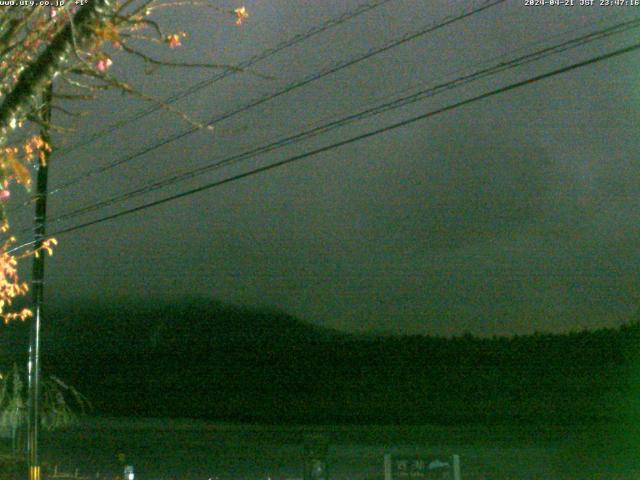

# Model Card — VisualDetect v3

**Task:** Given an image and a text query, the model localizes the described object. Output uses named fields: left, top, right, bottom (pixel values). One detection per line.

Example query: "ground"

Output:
left=18, top=418, right=639, bottom=480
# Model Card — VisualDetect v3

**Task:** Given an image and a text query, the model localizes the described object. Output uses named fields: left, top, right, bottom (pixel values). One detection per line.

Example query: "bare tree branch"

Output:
left=0, top=0, right=114, bottom=144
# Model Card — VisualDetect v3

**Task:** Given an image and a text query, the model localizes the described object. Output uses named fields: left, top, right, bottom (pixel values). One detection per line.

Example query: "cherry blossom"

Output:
left=234, top=7, right=248, bottom=26
left=166, top=33, right=185, bottom=49
left=96, top=56, right=113, bottom=72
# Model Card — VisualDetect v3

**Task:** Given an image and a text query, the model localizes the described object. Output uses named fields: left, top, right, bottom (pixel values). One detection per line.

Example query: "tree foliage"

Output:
left=0, top=1, right=248, bottom=322
left=0, top=363, right=90, bottom=453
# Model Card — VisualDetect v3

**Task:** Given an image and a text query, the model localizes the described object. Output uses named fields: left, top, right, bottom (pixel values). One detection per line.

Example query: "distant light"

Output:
left=124, top=466, right=134, bottom=480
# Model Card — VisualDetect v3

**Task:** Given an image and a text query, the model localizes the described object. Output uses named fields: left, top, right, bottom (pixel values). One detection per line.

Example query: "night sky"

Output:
left=9, top=0, right=640, bottom=336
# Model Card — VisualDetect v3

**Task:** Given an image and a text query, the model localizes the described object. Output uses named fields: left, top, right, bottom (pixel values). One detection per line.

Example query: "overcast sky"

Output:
left=9, top=0, right=640, bottom=336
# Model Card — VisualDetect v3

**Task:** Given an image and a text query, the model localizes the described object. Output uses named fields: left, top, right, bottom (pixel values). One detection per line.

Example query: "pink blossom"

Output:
left=0, top=190, right=11, bottom=202
left=96, top=57, right=113, bottom=72
left=166, top=34, right=183, bottom=49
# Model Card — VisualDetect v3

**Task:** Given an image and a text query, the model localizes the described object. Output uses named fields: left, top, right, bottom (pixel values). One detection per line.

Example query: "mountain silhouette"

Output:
left=0, top=298, right=637, bottom=424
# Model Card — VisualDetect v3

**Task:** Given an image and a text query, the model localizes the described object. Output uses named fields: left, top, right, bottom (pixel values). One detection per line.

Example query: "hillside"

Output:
left=0, top=298, right=638, bottom=424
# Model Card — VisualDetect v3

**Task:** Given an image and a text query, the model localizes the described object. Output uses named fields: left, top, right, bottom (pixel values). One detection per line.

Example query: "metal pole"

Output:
left=383, top=454, right=392, bottom=480
left=452, top=454, right=461, bottom=480
left=27, top=84, right=51, bottom=480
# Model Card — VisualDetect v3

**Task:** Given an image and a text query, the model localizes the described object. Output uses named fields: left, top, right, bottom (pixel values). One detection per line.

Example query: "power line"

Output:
left=44, top=0, right=506, bottom=199
left=52, top=0, right=397, bottom=158
left=7, top=0, right=399, bottom=215
left=11, top=14, right=638, bottom=238
left=42, top=17, right=640, bottom=227
left=9, top=39, right=638, bottom=254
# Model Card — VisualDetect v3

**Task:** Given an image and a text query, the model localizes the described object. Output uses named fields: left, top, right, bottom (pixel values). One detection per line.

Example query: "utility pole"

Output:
left=27, top=83, right=52, bottom=480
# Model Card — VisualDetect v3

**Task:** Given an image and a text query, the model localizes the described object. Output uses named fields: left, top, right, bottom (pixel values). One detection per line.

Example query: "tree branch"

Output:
left=0, top=0, right=114, bottom=144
